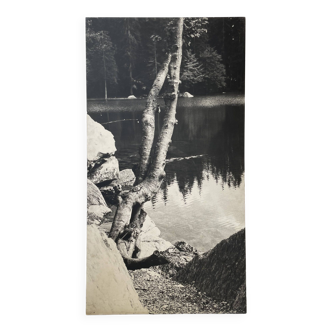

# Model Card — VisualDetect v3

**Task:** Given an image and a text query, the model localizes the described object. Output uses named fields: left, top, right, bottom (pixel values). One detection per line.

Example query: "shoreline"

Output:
left=87, top=114, right=246, bottom=314
left=87, top=92, right=245, bottom=102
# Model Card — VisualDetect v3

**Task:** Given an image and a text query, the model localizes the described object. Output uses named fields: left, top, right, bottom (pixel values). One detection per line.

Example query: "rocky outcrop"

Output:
left=87, top=205, right=113, bottom=226
left=87, top=115, right=116, bottom=161
left=87, top=115, right=119, bottom=185
left=87, top=178, right=107, bottom=207
left=141, top=214, right=161, bottom=238
left=99, top=169, right=136, bottom=205
left=88, top=156, right=119, bottom=185
left=87, top=179, right=112, bottom=225
left=114, top=169, right=136, bottom=188
left=174, top=241, right=199, bottom=254
left=139, top=234, right=174, bottom=258
left=98, top=213, right=174, bottom=259
left=86, top=225, right=148, bottom=315
left=152, top=241, right=200, bottom=278
left=175, top=229, right=246, bottom=313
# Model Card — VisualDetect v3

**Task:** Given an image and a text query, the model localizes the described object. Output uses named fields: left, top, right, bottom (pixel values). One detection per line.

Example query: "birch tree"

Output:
left=109, top=18, right=184, bottom=269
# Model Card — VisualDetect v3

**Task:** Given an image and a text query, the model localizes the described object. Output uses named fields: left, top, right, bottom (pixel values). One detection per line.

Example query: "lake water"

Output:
left=88, top=95, right=245, bottom=252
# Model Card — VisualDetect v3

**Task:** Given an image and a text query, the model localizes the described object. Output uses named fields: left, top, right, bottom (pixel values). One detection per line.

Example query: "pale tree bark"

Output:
left=137, top=53, right=172, bottom=184
left=109, top=18, right=184, bottom=269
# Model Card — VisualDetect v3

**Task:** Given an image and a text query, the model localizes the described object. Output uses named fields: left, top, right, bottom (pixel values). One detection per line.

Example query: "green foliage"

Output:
left=86, top=23, right=117, bottom=86
left=146, top=35, right=162, bottom=79
left=122, top=18, right=141, bottom=64
left=181, top=50, right=204, bottom=91
left=85, top=17, right=243, bottom=98
left=199, top=46, right=226, bottom=92
left=183, top=18, right=208, bottom=45
left=150, top=34, right=162, bottom=43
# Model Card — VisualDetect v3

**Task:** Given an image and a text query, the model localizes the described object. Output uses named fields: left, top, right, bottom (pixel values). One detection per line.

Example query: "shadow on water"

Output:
left=88, top=96, right=244, bottom=251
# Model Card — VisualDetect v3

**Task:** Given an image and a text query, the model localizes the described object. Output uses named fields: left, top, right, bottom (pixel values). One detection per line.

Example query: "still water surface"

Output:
left=88, top=95, right=244, bottom=252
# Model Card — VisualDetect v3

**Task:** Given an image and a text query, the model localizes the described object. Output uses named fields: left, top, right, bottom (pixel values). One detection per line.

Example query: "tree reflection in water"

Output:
left=88, top=98, right=244, bottom=205
left=159, top=102, right=244, bottom=204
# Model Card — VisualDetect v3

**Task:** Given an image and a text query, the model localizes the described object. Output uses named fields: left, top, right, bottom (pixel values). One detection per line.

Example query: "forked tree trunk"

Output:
left=137, top=53, right=172, bottom=183
left=109, top=18, right=184, bottom=268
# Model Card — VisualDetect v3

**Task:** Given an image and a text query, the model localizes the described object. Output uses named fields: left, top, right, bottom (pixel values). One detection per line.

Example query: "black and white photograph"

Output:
left=86, top=17, right=245, bottom=314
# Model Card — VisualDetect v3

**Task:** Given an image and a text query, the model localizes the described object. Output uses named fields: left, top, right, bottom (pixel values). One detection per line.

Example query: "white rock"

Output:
left=139, top=235, right=174, bottom=258
left=183, top=92, right=194, bottom=98
left=87, top=179, right=107, bottom=207
left=88, top=156, right=119, bottom=184
left=87, top=205, right=112, bottom=226
left=98, top=221, right=113, bottom=234
left=127, top=95, right=137, bottom=99
left=141, top=215, right=161, bottom=238
left=86, top=225, right=148, bottom=315
left=117, top=169, right=136, bottom=187
left=87, top=115, right=116, bottom=161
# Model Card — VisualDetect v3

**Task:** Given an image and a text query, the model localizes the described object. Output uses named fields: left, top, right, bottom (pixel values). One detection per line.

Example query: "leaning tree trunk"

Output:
left=109, top=18, right=184, bottom=269
left=136, top=53, right=172, bottom=184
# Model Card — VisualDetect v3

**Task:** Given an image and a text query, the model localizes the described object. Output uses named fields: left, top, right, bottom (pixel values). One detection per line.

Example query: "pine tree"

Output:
left=123, top=18, right=141, bottom=95
left=200, top=46, right=226, bottom=93
left=180, top=50, right=204, bottom=92
left=147, top=34, right=162, bottom=79
left=86, top=22, right=118, bottom=99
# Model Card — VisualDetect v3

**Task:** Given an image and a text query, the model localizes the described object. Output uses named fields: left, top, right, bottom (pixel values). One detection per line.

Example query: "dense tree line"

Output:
left=86, top=17, right=245, bottom=99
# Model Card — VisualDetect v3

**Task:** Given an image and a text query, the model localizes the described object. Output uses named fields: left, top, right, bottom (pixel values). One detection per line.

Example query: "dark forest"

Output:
left=86, top=17, right=245, bottom=99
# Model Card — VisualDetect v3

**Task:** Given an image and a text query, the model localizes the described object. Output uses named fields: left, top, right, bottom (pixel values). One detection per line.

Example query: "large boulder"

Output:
left=98, top=221, right=113, bottom=234
left=98, top=168, right=136, bottom=206
left=127, top=95, right=137, bottom=99
left=87, top=179, right=112, bottom=225
left=87, top=205, right=113, bottom=226
left=116, top=169, right=136, bottom=188
left=153, top=242, right=200, bottom=278
left=86, top=225, right=148, bottom=315
left=175, top=229, right=246, bottom=313
left=87, top=115, right=119, bottom=185
left=182, top=92, right=194, bottom=98
left=88, top=156, right=119, bottom=185
left=87, top=179, right=107, bottom=207
left=87, top=115, right=116, bottom=162
left=141, top=214, right=161, bottom=238
left=139, top=234, right=173, bottom=258
left=137, top=213, right=173, bottom=258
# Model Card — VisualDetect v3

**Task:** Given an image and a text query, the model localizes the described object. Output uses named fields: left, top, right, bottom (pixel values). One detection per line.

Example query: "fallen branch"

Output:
left=101, top=119, right=139, bottom=125
left=166, top=154, right=206, bottom=163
